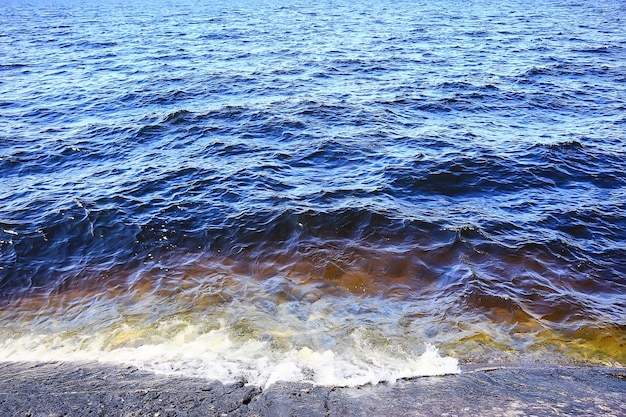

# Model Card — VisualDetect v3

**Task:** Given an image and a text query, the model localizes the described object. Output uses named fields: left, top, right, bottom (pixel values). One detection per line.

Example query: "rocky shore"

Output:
left=0, top=361, right=624, bottom=416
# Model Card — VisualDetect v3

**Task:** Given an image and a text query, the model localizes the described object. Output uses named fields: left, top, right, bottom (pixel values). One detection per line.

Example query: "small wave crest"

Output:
left=0, top=327, right=459, bottom=388
left=0, top=293, right=460, bottom=388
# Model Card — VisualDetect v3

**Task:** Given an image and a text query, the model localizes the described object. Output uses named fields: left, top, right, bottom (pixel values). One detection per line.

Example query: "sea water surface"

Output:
left=1, top=0, right=625, bottom=387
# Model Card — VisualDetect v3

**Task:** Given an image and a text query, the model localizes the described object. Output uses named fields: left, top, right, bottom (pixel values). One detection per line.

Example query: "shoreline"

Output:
left=1, top=361, right=624, bottom=416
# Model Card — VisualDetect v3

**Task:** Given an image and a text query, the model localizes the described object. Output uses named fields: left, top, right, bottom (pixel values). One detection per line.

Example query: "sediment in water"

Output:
left=0, top=361, right=624, bottom=416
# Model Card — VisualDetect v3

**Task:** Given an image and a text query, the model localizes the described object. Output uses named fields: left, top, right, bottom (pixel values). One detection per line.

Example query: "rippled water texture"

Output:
left=1, top=0, right=625, bottom=385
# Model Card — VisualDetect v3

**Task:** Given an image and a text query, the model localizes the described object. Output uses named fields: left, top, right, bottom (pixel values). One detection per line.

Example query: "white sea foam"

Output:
left=0, top=322, right=459, bottom=388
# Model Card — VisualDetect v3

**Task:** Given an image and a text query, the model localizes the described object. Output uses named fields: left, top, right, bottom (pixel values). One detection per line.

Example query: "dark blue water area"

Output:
left=0, top=0, right=625, bottom=324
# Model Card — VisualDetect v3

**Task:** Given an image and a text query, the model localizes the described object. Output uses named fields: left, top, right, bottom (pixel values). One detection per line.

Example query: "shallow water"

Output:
left=1, top=0, right=625, bottom=386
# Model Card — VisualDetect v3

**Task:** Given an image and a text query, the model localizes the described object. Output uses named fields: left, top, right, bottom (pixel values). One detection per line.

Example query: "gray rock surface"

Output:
left=0, top=362, right=624, bottom=416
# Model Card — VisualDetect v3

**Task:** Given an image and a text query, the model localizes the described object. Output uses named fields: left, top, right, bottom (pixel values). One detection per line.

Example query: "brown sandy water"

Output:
left=1, top=239, right=623, bottom=386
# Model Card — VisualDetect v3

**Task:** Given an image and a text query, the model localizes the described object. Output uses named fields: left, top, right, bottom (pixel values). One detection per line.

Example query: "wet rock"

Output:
left=0, top=362, right=624, bottom=416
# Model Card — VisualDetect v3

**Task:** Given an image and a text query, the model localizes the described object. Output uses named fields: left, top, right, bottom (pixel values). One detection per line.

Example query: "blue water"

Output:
left=0, top=0, right=625, bottom=385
